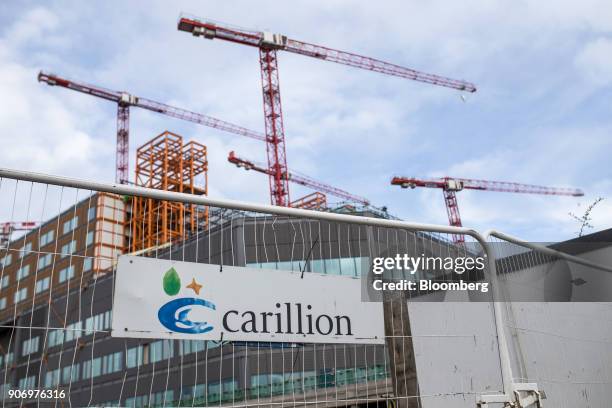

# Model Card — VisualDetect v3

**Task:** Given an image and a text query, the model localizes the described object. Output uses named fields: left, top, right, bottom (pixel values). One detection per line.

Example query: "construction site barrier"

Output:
left=0, top=167, right=610, bottom=407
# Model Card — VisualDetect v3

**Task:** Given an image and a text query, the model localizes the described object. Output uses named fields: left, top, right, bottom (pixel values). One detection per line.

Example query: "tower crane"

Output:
left=391, top=176, right=584, bottom=243
left=1, top=222, right=38, bottom=247
left=229, top=151, right=370, bottom=208
left=178, top=15, right=476, bottom=207
left=38, top=71, right=265, bottom=184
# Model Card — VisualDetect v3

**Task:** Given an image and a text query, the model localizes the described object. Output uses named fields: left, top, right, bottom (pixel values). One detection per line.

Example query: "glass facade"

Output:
left=248, top=256, right=368, bottom=277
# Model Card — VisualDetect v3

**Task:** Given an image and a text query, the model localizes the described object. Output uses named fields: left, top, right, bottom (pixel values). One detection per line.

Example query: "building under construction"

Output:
left=0, top=186, right=399, bottom=407
left=0, top=126, right=412, bottom=407
left=131, top=131, right=208, bottom=253
left=0, top=192, right=124, bottom=323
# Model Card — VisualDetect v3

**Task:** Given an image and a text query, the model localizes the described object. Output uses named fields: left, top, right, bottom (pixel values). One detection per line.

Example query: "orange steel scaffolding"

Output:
left=131, top=131, right=208, bottom=252
left=290, top=192, right=328, bottom=211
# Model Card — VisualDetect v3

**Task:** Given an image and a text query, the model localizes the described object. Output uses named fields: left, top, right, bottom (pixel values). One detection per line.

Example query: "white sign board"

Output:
left=112, top=256, right=385, bottom=344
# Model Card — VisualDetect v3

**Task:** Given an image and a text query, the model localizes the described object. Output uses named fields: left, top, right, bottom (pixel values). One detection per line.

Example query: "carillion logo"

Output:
left=157, top=267, right=216, bottom=334
left=157, top=267, right=355, bottom=338
left=222, top=302, right=354, bottom=337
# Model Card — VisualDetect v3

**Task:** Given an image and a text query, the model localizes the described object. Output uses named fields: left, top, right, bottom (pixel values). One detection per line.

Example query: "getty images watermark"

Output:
left=360, top=252, right=496, bottom=302
left=362, top=241, right=612, bottom=302
left=370, top=254, right=489, bottom=293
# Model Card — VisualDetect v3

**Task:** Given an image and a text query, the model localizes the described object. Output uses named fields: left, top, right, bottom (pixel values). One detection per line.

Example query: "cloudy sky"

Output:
left=1, top=0, right=611, bottom=241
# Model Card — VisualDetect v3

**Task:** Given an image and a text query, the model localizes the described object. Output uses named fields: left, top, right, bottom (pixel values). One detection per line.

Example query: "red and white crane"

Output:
left=391, top=176, right=584, bottom=243
left=229, top=151, right=370, bottom=208
left=178, top=15, right=476, bottom=207
left=38, top=71, right=266, bottom=184
left=0, top=222, right=38, bottom=247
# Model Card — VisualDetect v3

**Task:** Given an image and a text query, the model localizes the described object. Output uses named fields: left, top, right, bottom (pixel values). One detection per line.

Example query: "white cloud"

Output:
left=0, top=59, right=109, bottom=178
left=574, top=37, right=612, bottom=86
left=0, top=0, right=611, bottom=243
left=4, top=7, right=60, bottom=46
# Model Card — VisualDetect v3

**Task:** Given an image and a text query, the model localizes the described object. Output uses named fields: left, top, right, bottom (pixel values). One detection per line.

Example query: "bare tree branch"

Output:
left=569, top=197, right=604, bottom=237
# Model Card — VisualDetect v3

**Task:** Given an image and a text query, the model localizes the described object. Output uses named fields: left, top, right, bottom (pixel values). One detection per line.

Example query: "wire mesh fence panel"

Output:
left=486, top=234, right=612, bottom=408
left=0, top=172, right=519, bottom=408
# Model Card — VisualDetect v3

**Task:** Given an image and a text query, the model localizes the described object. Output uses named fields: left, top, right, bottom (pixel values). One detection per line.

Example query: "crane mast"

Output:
left=391, top=176, right=584, bottom=243
left=178, top=15, right=476, bottom=207
left=0, top=222, right=38, bottom=247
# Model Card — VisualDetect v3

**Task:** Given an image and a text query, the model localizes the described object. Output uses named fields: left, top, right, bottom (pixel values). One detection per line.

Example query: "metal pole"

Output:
left=483, top=229, right=612, bottom=273
left=0, top=168, right=479, bottom=237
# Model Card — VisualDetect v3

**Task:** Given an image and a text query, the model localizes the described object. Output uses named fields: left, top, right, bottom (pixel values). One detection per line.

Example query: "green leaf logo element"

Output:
left=163, top=267, right=181, bottom=296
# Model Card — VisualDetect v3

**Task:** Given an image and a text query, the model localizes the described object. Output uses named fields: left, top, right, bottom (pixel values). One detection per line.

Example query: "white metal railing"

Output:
left=484, top=229, right=612, bottom=273
left=1, top=167, right=610, bottom=407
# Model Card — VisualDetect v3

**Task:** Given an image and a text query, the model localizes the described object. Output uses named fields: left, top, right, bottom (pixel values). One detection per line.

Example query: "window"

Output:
left=182, top=384, right=205, bottom=403
left=324, top=258, right=341, bottom=275
left=48, top=322, right=82, bottom=347
left=339, top=257, right=358, bottom=276
left=105, top=310, right=112, bottom=328
left=16, top=264, right=30, bottom=280
left=102, top=351, right=123, bottom=375
left=63, top=216, right=79, bottom=235
left=83, top=257, right=93, bottom=272
left=21, top=336, right=39, bottom=356
left=151, top=390, right=174, bottom=406
left=149, top=340, right=174, bottom=363
left=2, top=352, right=13, bottom=368
left=59, top=265, right=75, bottom=283
left=45, top=368, right=60, bottom=387
left=86, top=231, right=94, bottom=247
left=179, top=340, right=206, bottom=356
left=82, top=357, right=101, bottom=380
left=84, top=311, right=111, bottom=336
left=126, top=346, right=143, bottom=368
left=1, top=253, right=11, bottom=267
left=35, top=277, right=50, bottom=294
left=222, top=379, right=237, bottom=397
left=38, top=253, right=53, bottom=270
left=247, top=261, right=281, bottom=271
left=60, top=240, right=77, bottom=258
left=87, top=206, right=96, bottom=222
left=18, top=375, right=36, bottom=389
left=48, top=330, right=64, bottom=348
left=64, top=321, right=81, bottom=342
left=247, top=257, right=367, bottom=276
left=0, top=353, right=14, bottom=370
left=0, top=297, right=6, bottom=310
left=19, top=242, right=32, bottom=259
left=39, top=230, right=55, bottom=247
left=62, top=363, right=79, bottom=384
left=1, top=275, right=9, bottom=288
left=125, top=395, right=148, bottom=407
left=208, top=382, right=221, bottom=399
left=14, top=287, right=27, bottom=303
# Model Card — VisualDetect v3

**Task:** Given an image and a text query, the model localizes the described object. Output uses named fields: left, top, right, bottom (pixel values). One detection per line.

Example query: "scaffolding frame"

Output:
left=131, top=131, right=208, bottom=253
left=290, top=191, right=327, bottom=211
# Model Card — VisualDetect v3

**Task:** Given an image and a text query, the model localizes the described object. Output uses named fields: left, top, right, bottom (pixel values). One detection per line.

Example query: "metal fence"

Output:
left=484, top=231, right=612, bottom=407
left=0, top=167, right=610, bottom=408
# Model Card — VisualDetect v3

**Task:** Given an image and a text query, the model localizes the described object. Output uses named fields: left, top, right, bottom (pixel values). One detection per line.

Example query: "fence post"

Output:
left=383, top=293, right=421, bottom=408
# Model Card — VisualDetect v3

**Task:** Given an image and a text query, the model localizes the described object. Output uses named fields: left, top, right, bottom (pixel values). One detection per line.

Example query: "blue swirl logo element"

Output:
left=158, top=297, right=217, bottom=334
